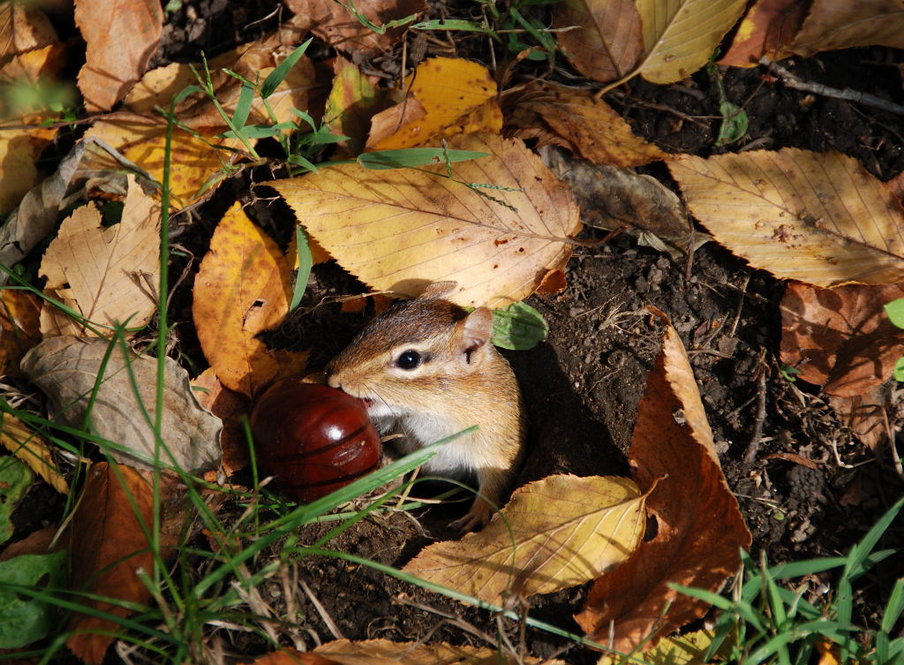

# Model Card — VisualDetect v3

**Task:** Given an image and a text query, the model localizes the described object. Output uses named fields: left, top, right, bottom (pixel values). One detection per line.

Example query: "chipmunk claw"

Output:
left=449, top=499, right=493, bottom=533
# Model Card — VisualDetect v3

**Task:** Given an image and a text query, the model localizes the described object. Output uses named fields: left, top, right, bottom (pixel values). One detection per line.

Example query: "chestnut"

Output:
left=250, top=379, right=381, bottom=501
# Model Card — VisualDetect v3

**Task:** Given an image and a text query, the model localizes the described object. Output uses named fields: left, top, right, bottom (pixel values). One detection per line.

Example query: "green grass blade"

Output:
left=289, top=225, right=313, bottom=311
left=881, top=578, right=904, bottom=633
left=261, top=38, right=312, bottom=99
left=231, top=83, right=254, bottom=130
left=357, top=147, right=488, bottom=170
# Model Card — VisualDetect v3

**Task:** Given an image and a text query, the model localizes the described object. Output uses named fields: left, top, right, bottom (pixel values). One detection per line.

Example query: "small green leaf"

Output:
left=222, top=122, right=297, bottom=140
left=0, top=457, right=33, bottom=545
left=491, top=302, right=548, bottom=350
left=357, top=148, right=488, bottom=170
left=895, top=356, right=904, bottom=382
left=261, top=38, right=312, bottom=99
left=885, top=298, right=904, bottom=329
left=0, top=551, right=66, bottom=648
left=411, top=19, right=491, bottom=32
left=717, top=101, right=749, bottom=145
left=290, top=226, right=313, bottom=311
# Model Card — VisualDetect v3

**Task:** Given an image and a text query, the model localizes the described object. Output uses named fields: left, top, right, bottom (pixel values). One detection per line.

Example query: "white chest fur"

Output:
left=378, top=409, right=478, bottom=478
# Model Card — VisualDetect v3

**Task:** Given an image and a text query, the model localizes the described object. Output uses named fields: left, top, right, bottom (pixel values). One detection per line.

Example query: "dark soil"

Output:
left=6, top=1, right=904, bottom=663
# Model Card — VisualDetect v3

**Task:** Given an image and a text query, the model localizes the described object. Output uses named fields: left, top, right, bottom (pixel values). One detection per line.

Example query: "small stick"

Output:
left=760, top=58, right=904, bottom=116
left=743, top=349, right=769, bottom=467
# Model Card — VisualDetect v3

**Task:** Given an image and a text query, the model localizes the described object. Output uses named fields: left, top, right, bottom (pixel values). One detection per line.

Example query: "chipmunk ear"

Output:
left=456, top=307, right=493, bottom=363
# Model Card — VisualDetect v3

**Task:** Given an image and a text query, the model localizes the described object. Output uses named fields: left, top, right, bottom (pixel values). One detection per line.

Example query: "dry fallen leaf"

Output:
left=193, top=202, right=308, bottom=397
left=634, top=0, right=748, bottom=83
left=0, top=288, right=41, bottom=377
left=780, top=280, right=904, bottom=448
left=241, top=648, right=336, bottom=665
left=669, top=148, right=904, bottom=286
left=791, top=0, right=904, bottom=57
left=312, top=639, right=567, bottom=664
left=575, top=318, right=751, bottom=653
left=75, top=0, right=163, bottom=111
left=718, top=0, right=808, bottom=67
left=0, top=2, right=58, bottom=57
left=507, top=81, right=666, bottom=167
left=324, top=57, right=385, bottom=156
left=21, top=335, right=222, bottom=473
left=191, top=368, right=251, bottom=475
left=0, top=412, right=68, bottom=494
left=552, top=0, right=644, bottom=83
left=404, top=475, right=644, bottom=605
left=65, top=462, right=176, bottom=665
left=0, top=125, right=55, bottom=216
left=39, top=174, right=160, bottom=337
left=366, top=57, right=502, bottom=150
left=270, top=133, right=582, bottom=308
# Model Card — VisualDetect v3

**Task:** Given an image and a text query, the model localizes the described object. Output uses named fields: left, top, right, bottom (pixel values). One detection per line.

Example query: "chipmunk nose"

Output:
left=324, top=369, right=340, bottom=389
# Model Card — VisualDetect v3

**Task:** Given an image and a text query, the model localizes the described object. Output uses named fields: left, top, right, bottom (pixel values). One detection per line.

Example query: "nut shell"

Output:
left=250, top=379, right=381, bottom=501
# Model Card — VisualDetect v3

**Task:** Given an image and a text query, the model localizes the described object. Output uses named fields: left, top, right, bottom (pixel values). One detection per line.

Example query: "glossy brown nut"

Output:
left=250, top=378, right=381, bottom=501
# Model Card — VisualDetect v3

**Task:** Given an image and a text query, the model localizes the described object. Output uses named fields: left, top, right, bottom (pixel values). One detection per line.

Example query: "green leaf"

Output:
left=491, top=302, right=548, bottom=350
left=885, top=298, right=904, bottom=328
left=0, top=551, right=66, bottom=648
left=357, top=148, right=488, bottom=170
left=290, top=226, right=313, bottom=311
left=261, top=38, right=312, bottom=99
left=895, top=356, right=904, bottom=382
left=411, top=18, right=491, bottom=32
left=0, top=456, right=33, bottom=544
left=717, top=101, right=749, bottom=145
left=222, top=122, right=297, bottom=140
left=231, top=83, right=254, bottom=130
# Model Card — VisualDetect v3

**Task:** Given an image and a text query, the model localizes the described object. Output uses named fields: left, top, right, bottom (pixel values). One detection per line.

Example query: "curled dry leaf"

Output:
left=403, top=475, right=644, bottom=605
left=0, top=124, right=56, bottom=216
left=0, top=412, right=68, bottom=494
left=669, top=148, right=904, bottom=287
left=0, top=288, right=41, bottom=378
left=506, top=81, right=666, bottom=167
left=718, top=0, right=808, bottom=67
left=552, top=0, right=643, bottom=83
left=325, top=57, right=385, bottom=156
left=192, top=202, right=308, bottom=397
left=791, top=0, right=904, bottom=57
left=270, top=133, right=582, bottom=308
left=191, top=368, right=251, bottom=475
left=75, top=0, right=163, bottom=111
left=780, top=280, right=904, bottom=448
left=312, top=638, right=568, bottom=664
left=366, top=57, right=502, bottom=150
left=575, top=319, right=751, bottom=653
left=20, top=336, right=222, bottom=473
left=39, top=174, right=160, bottom=337
left=635, top=0, right=748, bottom=83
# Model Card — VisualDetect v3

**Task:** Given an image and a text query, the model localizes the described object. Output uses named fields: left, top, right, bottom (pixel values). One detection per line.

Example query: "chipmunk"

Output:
left=324, top=283, right=525, bottom=532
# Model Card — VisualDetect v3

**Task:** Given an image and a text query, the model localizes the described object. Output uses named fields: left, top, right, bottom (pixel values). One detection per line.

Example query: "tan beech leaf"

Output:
left=39, top=175, right=160, bottom=337
left=780, top=280, right=904, bottom=448
left=312, top=638, right=568, bottom=664
left=791, top=0, right=904, bottom=57
left=0, top=288, right=41, bottom=378
left=668, top=148, right=904, bottom=286
left=575, top=319, right=751, bottom=653
left=20, top=336, right=222, bottom=473
left=0, top=2, right=58, bottom=57
left=0, top=412, right=68, bottom=494
left=193, top=202, right=307, bottom=397
left=718, top=0, right=808, bottom=67
left=75, top=0, right=163, bottom=111
left=635, top=0, right=748, bottom=83
left=507, top=82, right=665, bottom=167
left=65, top=462, right=182, bottom=665
left=404, top=475, right=644, bottom=605
left=552, top=0, right=644, bottom=83
left=283, top=0, right=426, bottom=57
left=270, top=133, right=582, bottom=308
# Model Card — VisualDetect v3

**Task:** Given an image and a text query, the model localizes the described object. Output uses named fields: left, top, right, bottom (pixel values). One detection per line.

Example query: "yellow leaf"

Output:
left=0, top=288, right=41, bottom=378
left=0, top=412, right=68, bottom=495
left=39, top=175, right=161, bottom=337
left=403, top=475, right=645, bottom=605
left=597, top=629, right=719, bottom=665
left=367, top=57, right=502, bottom=150
left=192, top=202, right=305, bottom=397
left=668, top=148, right=904, bottom=286
left=0, top=123, right=55, bottom=215
left=635, top=0, right=747, bottom=83
left=270, top=133, right=582, bottom=308
left=325, top=57, right=383, bottom=155
left=311, top=639, right=568, bottom=664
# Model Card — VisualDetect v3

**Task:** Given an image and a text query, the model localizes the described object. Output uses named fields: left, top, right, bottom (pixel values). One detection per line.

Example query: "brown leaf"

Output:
left=312, top=639, right=567, bottom=664
left=192, top=202, right=307, bottom=397
left=552, top=0, right=643, bottom=83
left=506, top=82, right=666, bottom=167
left=0, top=3, right=58, bottom=57
left=403, top=475, right=645, bottom=605
left=39, top=175, right=160, bottom=337
left=283, top=0, right=426, bottom=57
left=74, top=0, right=163, bottom=111
left=669, top=148, right=904, bottom=286
left=0, top=289, right=41, bottom=378
left=718, top=0, right=808, bottom=67
left=20, top=336, right=222, bottom=473
left=0, top=125, right=56, bottom=216
left=791, top=0, right=904, bottom=57
left=0, top=527, right=56, bottom=563
left=241, top=648, right=337, bottom=665
left=65, top=463, right=156, bottom=664
left=191, top=368, right=251, bottom=474
left=575, top=320, right=751, bottom=653
left=270, top=133, right=582, bottom=309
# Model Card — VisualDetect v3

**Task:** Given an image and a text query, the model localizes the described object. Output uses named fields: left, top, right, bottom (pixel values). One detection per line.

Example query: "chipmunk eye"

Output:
left=395, top=349, right=422, bottom=370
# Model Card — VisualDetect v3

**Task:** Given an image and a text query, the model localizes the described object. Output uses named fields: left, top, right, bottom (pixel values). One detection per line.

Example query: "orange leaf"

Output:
left=575, top=318, right=751, bottom=652
left=191, top=368, right=251, bottom=474
left=0, top=289, right=40, bottom=378
left=66, top=463, right=156, bottom=665
left=718, top=0, right=807, bottom=67
left=192, top=202, right=306, bottom=397
left=74, top=0, right=163, bottom=111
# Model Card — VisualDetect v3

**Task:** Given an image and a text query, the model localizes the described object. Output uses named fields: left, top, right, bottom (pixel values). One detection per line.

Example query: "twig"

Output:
left=760, top=58, right=904, bottom=116
left=743, top=350, right=768, bottom=467
left=300, top=578, right=345, bottom=640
